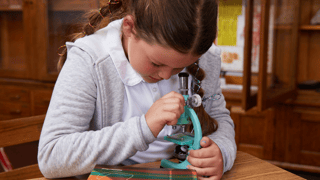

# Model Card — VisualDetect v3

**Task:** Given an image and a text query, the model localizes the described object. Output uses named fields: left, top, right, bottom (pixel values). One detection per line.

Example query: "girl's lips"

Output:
left=149, top=76, right=162, bottom=81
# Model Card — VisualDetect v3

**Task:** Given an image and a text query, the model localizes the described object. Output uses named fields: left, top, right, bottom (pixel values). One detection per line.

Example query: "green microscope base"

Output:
left=160, top=159, right=191, bottom=169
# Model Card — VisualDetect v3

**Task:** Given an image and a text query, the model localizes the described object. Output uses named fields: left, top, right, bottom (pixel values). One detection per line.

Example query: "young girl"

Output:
left=38, top=0, right=236, bottom=179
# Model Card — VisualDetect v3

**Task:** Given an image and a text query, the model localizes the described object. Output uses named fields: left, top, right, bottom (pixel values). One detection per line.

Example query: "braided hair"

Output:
left=186, top=61, right=218, bottom=135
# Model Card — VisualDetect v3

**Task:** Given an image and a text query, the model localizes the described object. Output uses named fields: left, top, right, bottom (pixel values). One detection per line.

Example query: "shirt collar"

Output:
left=105, top=19, right=144, bottom=86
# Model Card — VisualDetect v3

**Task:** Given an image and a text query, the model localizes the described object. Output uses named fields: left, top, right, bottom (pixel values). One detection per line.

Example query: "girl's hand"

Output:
left=145, top=91, right=185, bottom=137
left=187, top=137, right=223, bottom=180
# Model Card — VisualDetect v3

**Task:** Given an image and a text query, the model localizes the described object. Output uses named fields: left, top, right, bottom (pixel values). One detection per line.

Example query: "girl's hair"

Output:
left=58, top=0, right=218, bottom=136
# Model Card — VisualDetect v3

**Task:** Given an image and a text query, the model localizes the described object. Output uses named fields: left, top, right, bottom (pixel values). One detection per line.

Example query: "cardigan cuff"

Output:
left=140, top=114, right=156, bottom=144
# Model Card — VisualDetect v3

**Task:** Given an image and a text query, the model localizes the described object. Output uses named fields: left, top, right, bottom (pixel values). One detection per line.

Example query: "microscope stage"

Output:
left=164, top=132, right=194, bottom=146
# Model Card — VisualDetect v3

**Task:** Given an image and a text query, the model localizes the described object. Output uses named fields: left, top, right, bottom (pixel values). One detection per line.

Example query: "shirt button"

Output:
left=152, top=88, right=157, bottom=92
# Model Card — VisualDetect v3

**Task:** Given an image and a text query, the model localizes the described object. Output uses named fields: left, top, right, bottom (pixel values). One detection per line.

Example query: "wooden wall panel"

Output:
left=297, top=31, right=310, bottom=83
left=290, top=108, right=320, bottom=167
left=285, top=109, right=302, bottom=164
left=300, top=0, right=312, bottom=25
left=274, top=30, right=294, bottom=87
left=239, top=115, right=265, bottom=145
left=0, top=12, right=26, bottom=71
left=301, top=121, right=320, bottom=152
left=308, top=32, right=320, bottom=81
left=273, top=105, right=290, bottom=162
left=311, top=0, right=320, bottom=18
left=300, top=0, right=320, bottom=25
left=301, top=152, right=320, bottom=167
left=231, top=107, right=275, bottom=160
left=238, top=144, right=264, bottom=159
left=297, top=0, right=320, bottom=82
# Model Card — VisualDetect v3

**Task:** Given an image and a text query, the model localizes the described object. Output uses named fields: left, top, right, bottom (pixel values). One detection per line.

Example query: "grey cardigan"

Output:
left=38, top=19, right=236, bottom=178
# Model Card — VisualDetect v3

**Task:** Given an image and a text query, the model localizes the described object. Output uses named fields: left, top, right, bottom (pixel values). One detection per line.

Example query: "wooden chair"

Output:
left=0, top=115, right=46, bottom=180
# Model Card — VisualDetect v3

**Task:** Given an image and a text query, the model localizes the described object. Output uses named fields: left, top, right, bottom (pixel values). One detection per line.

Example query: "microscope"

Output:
left=160, top=72, right=202, bottom=169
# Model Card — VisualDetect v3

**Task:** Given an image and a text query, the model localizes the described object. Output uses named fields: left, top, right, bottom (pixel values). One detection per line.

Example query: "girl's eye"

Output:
left=152, top=62, right=161, bottom=67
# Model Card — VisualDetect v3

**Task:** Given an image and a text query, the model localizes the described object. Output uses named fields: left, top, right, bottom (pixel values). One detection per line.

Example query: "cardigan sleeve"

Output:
left=200, top=45, right=237, bottom=173
left=37, top=47, right=155, bottom=178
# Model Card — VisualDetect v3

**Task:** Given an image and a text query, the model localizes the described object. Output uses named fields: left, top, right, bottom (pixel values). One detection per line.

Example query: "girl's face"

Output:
left=123, top=32, right=200, bottom=83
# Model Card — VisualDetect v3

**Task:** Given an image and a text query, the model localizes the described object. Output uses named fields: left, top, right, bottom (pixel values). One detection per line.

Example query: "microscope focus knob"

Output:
left=189, top=94, right=202, bottom=107
left=174, top=145, right=189, bottom=161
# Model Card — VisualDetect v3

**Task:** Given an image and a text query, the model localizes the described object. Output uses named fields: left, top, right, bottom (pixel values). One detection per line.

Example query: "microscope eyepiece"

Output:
left=178, top=73, right=189, bottom=95
left=178, top=72, right=189, bottom=78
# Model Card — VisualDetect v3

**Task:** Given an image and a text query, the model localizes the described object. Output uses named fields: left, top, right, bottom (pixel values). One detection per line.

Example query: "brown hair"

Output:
left=58, top=0, right=218, bottom=135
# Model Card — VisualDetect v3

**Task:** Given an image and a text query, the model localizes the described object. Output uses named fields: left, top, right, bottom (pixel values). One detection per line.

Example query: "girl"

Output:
left=38, top=0, right=236, bottom=179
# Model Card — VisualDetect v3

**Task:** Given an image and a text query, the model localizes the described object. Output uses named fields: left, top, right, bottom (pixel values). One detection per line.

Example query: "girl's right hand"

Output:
left=145, top=91, right=185, bottom=137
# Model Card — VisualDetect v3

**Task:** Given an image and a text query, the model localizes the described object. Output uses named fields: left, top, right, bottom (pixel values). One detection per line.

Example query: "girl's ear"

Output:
left=122, top=15, right=136, bottom=38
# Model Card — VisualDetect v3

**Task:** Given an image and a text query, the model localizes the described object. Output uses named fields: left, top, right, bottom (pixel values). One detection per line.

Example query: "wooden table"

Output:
left=31, top=151, right=305, bottom=180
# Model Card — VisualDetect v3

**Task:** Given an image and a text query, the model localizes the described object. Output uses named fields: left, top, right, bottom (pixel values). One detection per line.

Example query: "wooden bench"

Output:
left=0, top=115, right=46, bottom=180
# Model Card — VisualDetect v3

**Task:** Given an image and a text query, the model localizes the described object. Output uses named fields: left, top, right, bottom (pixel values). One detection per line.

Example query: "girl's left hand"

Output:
left=187, top=136, right=223, bottom=180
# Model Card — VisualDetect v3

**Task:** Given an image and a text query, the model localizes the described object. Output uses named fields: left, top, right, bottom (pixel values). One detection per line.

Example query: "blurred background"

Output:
left=0, top=0, right=319, bottom=179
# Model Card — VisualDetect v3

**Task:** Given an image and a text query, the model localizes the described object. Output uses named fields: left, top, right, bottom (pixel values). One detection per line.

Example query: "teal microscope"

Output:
left=160, top=72, right=202, bottom=169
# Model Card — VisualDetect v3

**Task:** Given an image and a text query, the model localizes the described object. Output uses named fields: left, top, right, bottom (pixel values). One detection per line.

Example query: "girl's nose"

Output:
left=158, top=67, right=173, bottom=80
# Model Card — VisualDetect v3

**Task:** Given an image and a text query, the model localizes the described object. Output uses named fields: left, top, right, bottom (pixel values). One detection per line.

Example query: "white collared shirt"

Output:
left=108, top=20, right=184, bottom=163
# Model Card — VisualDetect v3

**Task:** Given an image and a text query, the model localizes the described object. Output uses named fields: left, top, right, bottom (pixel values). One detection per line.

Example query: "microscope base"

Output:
left=160, top=159, right=191, bottom=169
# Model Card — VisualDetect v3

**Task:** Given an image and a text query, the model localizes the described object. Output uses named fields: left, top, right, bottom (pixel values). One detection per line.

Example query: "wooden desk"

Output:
left=31, top=151, right=305, bottom=180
